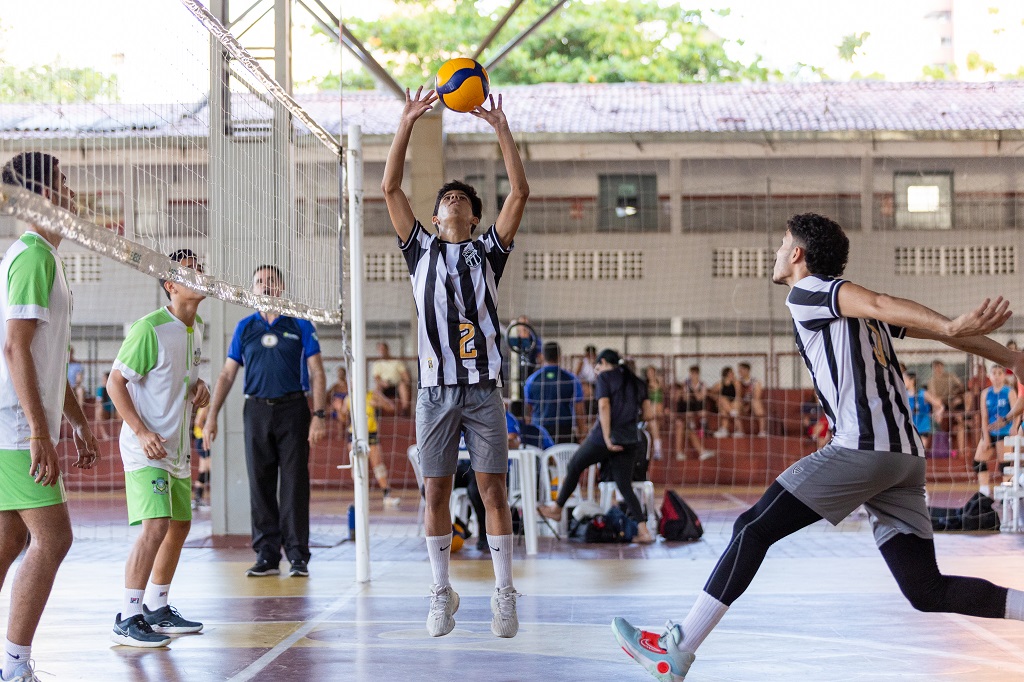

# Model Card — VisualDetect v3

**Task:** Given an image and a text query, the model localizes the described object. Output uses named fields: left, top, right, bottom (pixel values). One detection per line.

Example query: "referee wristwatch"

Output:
left=312, top=409, right=327, bottom=419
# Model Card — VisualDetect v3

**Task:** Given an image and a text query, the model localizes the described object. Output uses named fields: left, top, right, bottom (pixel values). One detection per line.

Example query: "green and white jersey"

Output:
left=0, top=232, right=72, bottom=448
left=114, top=307, right=203, bottom=478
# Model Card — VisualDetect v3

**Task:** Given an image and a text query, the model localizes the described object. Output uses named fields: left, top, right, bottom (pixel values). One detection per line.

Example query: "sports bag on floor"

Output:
left=659, top=490, right=703, bottom=542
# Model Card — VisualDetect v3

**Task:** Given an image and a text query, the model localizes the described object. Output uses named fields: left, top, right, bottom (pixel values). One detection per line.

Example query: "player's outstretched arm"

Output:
left=837, top=282, right=1011, bottom=338
left=471, top=94, right=529, bottom=248
left=382, top=87, right=439, bottom=243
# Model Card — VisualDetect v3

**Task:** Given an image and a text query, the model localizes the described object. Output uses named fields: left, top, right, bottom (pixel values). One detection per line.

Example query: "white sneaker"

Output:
left=490, top=586, right=520, bottom=638
left=426, top=584, right=459, bottom=637
left=758, top=431, right=769, bottom=437
left=1, top=659, right=41, bottom=682
left=732, top=431, right=745, bottom=438
left=712, top=428, right=729, bottom=439
left=383, top=495, right=401, bottom=509
left=699, top=450, right=716, bottom=461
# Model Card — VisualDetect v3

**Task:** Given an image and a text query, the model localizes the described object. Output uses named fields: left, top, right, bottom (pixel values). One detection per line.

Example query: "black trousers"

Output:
left=557, top=438, right=645, bottom=522
left=705, top=481, right=1008, bottom=618
left=243, top=397, right=311, bottom=564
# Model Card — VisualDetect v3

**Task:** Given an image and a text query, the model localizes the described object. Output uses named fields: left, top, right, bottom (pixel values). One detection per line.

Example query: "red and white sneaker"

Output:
left=611, top=617, right=694, bottom=681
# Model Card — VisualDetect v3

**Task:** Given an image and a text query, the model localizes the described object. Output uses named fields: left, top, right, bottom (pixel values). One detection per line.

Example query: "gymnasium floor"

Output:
left=6, top=487, right=1024, bottom=681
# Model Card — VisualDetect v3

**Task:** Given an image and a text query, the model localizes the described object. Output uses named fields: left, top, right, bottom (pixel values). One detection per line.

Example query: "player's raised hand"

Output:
left=401, top=87, right=438, bottom=125
left=470, top=94, right=508, bottom=128
left=946, top=297, right=1011, bottom=338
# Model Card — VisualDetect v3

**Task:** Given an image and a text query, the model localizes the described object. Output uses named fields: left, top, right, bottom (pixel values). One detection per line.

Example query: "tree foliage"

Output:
left=0, top=22, right=118, bottom=103
left=0, top=64, right=118, bottom=103
left=330, top=0, right=778, bottom=90
left=836, top=32, right=870, bottom=63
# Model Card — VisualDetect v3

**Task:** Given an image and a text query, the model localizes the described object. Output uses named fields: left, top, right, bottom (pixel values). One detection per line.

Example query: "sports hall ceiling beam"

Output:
left=295, top=0, right=407, bottom=100
left=472, top=0, right=526, bottom=61
left=483, top=0, right=569, bottom=71
left=225, top=0, right=266, bottom=29
left=339, top=24, right=407, bottom=100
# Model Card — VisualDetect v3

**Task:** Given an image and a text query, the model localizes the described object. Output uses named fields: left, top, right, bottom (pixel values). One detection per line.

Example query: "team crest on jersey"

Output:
left=462, top=244, right=481, bottom=268
left=193, top=347, right=202, bottom=366
left=427, top=357, right=434, bottom=369
left=151, top=478, right=169, bottom=495
left=261, top=333, right=278, bottom=348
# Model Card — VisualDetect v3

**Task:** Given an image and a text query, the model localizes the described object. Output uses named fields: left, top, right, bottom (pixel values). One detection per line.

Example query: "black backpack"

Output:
left=584, top=507, right=638, bottom=543
left=929, top=492, right=999, bottom=532
left=659, top=490, right=703, bottom=542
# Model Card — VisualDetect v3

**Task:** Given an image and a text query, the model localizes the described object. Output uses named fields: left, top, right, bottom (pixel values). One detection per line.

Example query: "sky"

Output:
left=1, top=0, right=1022, bottom=103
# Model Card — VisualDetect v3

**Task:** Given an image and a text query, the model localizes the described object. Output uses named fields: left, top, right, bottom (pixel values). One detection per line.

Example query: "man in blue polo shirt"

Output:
left=524, top=342, right=585, bottom=445
left=204, top=265, right=327, bottom=578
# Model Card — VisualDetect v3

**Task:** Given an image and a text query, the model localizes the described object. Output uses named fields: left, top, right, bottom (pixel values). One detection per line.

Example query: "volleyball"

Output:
left=435, top=57, right=490, bottom=113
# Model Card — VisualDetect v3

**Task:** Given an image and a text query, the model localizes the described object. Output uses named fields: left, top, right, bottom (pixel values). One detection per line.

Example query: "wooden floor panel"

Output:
left=5, top=489, right=1024, bottom=681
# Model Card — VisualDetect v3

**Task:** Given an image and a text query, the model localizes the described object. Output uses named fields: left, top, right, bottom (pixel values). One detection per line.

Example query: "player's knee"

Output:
left=972, top=460, right=988, bottom=473
left=198, top=471, right=209, bottom=484
left=901, top=584, right=945, bottom=612
left=732, top=506, right=758, bottom=537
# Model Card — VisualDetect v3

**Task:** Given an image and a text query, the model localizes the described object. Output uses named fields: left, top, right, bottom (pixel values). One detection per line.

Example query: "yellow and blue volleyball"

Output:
left=435, top=58, right=490, bottom=113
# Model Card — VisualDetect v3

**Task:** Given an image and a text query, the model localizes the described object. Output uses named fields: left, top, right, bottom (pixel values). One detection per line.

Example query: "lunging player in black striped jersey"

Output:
left=614, top=212, right=1024, bottom=682
left=382, top=87, right=529, bottom=639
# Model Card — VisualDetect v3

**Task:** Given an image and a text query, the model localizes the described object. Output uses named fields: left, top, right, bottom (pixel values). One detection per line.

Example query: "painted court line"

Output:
left=943, top=612, right=1024, bottom=665
left=227, top=580, right=372, bottom=681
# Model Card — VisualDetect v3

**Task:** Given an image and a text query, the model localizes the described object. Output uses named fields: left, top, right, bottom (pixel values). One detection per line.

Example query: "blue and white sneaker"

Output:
left=111, top=613, right=171, bottom=648
left=611, top=617, right=695, bottom=681
left=144, top=604, right=204, bottom=634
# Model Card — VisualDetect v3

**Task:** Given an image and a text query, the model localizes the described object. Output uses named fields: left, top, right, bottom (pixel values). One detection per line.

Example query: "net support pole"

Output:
left=347, top=125, right=372, bottom=582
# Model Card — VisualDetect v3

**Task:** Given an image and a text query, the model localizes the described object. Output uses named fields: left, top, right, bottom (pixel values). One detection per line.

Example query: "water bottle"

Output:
left=347, top=504, right=355, bottom=541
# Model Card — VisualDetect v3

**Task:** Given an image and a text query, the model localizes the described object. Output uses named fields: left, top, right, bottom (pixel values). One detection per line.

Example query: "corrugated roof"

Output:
left=2, top=81, right=1022, bottom=140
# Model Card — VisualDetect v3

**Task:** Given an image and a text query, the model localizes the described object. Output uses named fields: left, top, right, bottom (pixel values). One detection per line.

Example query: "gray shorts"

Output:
left=416, top=382, right=509, bottom=477
left=777, top=443, right=933, bottom=546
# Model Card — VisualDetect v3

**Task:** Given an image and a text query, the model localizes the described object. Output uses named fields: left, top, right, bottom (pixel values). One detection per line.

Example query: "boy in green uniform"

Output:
left=0, top=152, right=99, bottom=682
left=108, top=249, right=209, bottom=647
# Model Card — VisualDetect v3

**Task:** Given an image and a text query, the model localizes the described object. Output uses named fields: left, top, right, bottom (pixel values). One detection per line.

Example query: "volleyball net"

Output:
left=0, top=0, right=356, bottom=543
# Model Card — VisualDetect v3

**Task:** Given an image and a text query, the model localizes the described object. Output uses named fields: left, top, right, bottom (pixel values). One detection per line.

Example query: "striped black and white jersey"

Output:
left=786, top=274, right=924, bottom=456
left=400, top=220, right=512, bottom=387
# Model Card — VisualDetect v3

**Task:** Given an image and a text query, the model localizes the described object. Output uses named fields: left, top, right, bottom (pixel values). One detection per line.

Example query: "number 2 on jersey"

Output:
left=459, top=323, right=477, bottom=359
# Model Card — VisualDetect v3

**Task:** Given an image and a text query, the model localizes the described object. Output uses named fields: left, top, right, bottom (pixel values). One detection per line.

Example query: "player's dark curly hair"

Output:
left=433, top=180, right=482, bottom=220
left=2, top=152, right=59, bottom=196
left=786, top=213, right=849, bottom=277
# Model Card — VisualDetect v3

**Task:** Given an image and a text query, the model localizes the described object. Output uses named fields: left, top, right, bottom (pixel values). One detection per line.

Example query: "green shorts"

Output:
left=0, top=449, right=67, bottom=511
left=125, top=467, right=192, bottom=526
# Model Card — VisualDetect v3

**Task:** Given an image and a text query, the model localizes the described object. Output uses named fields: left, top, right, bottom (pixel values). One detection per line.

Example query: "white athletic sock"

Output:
left=426, top=534, right=453, bottom=588
left=3, top=640, right=31, bottom=680
left=679, top=591, right=729, bottom=653
left=145, top=582, right=171, bottom=610
left=1005, top=588, right=1024, bottom=620
left=123, top=588, right=146, bottom=618
left=980, top=484, right=992, bottom=497
left=487, top=534, right=514, bottom=590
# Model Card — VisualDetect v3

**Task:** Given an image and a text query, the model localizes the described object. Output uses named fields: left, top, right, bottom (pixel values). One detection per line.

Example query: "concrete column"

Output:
left=408, top=111, right=445, bottom=227
left=208, top=0, right=252, bottom=537
left=669, top=157, right=683, bottom=234
left=406, top=110, right=444, bottom=353
left=861, top=155, right=874, bottom=232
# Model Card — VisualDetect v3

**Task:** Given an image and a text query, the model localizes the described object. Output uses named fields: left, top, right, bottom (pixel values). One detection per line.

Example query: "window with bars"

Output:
left=894, top=245, right=1016, bottom=276
left=711, top=248, right=773, bottom=278
left=64, top=252, right=103, bottom=284
left=364, top=252, right=401, bottom=282
left=522, top=251, right=643, bottom=280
